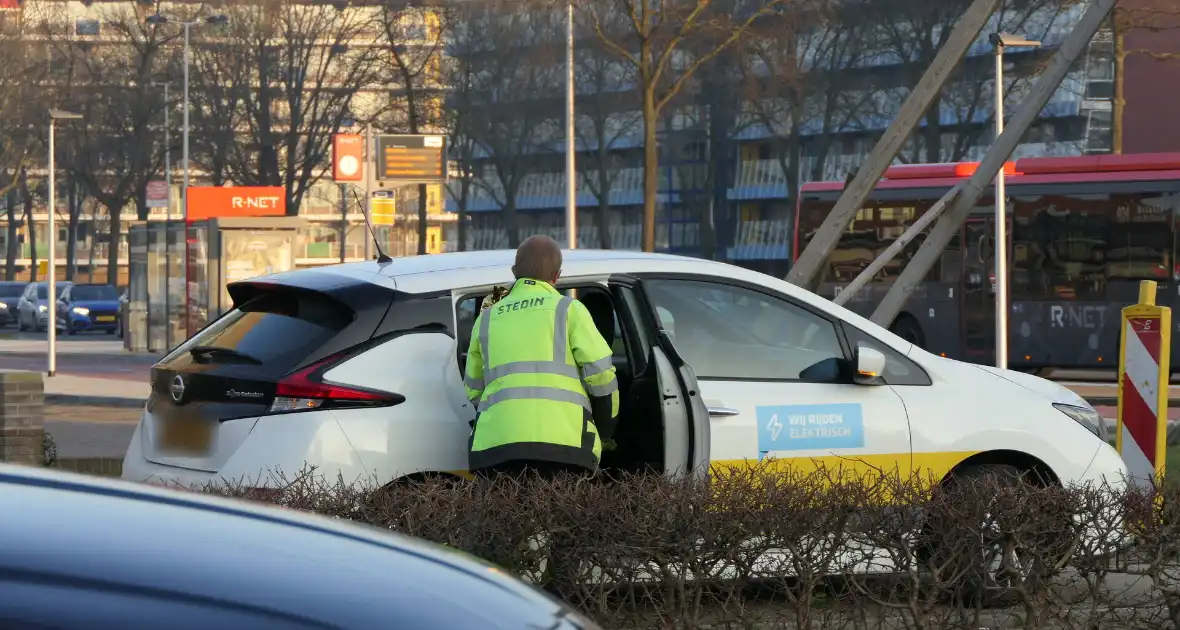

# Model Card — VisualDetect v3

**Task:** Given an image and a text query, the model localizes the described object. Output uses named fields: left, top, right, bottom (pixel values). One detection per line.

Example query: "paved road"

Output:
left=0, top=332, right=158, bottom=380
left=45, top=404, right=139, bottom=459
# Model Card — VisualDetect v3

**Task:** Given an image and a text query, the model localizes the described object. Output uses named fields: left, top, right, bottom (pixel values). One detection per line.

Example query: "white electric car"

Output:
left=121, top=249, right=1126, bottom=494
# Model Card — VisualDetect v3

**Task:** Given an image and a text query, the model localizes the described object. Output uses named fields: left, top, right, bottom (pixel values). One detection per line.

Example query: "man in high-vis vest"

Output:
left=464, top=235, right=620, bottom=479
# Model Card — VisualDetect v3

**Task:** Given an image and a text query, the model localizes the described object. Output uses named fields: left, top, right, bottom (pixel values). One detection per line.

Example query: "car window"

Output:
left=643, top=279, right=845, bottom=381
left=72, top=285, right=118, bottom=301
left=841, top=323, right=932, bottom=386
left=160, top=290, right=352, bottom=375
left=35, top=285, right=47, bottom=300
left=0, top=284, right=23, bottom=297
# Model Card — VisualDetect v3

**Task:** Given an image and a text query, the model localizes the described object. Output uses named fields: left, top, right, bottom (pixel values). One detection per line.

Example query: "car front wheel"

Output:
left=922, top=464, right=1071, bottom=606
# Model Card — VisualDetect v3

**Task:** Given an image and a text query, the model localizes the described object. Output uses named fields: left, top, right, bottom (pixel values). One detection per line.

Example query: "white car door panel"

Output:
left=638, top=276, right=913, bottom=475
left=698, top=380, right=910, bottom=472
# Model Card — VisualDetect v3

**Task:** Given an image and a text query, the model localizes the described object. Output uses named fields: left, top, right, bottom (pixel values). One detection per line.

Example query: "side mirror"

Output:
left=853, top=345, right=887, bottom=386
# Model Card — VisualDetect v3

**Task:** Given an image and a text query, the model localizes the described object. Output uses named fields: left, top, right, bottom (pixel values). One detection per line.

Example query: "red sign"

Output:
left=185, top=186, right=286, bottom=221
left=333, top=134, right=365, bottom=182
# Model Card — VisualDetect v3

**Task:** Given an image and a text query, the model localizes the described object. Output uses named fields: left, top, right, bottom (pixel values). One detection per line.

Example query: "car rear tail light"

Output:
left=270, top=351, right=403, bottom=414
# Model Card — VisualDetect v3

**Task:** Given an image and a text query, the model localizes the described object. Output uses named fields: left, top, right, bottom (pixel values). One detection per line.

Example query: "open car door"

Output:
left=609, top=274, right=711, bottom=478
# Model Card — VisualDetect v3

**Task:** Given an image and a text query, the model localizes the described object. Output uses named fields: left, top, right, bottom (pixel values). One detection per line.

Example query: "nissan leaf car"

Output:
left=121, top=250, right=1125, bottom=501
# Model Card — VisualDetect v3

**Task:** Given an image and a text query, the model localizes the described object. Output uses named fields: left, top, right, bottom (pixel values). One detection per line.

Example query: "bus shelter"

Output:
left=184, top=216, right=304, bottom=339
left=126, top=216, right=303, bottom=352
left=125, top=221, right=186, bottom=353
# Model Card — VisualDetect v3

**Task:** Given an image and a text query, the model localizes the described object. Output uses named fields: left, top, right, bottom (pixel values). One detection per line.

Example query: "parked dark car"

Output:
left=0, top=464, right=600, bottom=630
left=0, top=281, right=23, bottom=327
left=57, top=283, right=121, bottom=335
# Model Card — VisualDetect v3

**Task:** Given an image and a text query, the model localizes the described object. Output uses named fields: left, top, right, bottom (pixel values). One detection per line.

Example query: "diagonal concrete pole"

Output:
left=870, top=0, right=1118, bottom=327
left=787, top=0, right=1002, bottom=290
left=832, top=182, right=965, bottom=306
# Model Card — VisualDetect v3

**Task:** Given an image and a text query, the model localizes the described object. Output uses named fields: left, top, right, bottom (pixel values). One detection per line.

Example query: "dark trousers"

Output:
left=471, top=459, right=589, bottom=596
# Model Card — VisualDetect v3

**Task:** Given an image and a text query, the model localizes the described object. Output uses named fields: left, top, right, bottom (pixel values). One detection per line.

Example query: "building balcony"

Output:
left=446, top=141, right=1087, bottom=213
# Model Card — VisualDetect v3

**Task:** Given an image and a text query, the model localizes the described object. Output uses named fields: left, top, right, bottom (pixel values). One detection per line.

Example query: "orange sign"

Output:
left=185, top=186, right=286, bottom=221
left=333, top=133, right=365, bottom=182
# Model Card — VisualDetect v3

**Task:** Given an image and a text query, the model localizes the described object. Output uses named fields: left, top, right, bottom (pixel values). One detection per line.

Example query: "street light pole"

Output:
left=47, top=117, right=57, bottom=377
left=46, top=109, right=82, bottom=377
left=993, top=42, right=1007, bottom=370
left=989, top=33, right=1041, bottom=370
left=182, top=22, right=191, bottom=223
left=565, top=0, right=576, bottom=250
left=156, top=81, right=173, bottom=349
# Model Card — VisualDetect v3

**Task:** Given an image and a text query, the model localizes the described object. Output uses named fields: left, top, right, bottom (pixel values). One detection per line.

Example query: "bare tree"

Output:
left=210, top=0, right=381, bottom=216
left=0, top=7, right=44, bottom=278
left=43, top=3, right=176, bottom=284
left=442, top=25, right=480, bottom=252
left=573, top=32, right=641, bottom=249
left=375, top=3, right=450, bottom=254
left=868, top=0, right=1071, bottom=163
left=740, top=1, right=872, bottom=202
left=577, top=0, right=791, bottom=252
left=188, top=22, right=249, bottom=187
left=459, top=0, right=563, bottom=248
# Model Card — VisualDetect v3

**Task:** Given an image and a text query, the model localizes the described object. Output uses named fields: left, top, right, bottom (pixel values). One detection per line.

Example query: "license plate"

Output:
left=96, top=315, right=115, bottom=322
left=156, top=418, right=214, bottom=455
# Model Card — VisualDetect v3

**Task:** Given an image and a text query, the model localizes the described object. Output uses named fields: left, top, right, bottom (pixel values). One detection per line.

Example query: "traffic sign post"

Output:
left=1117, top=280, right=1172, bottom=489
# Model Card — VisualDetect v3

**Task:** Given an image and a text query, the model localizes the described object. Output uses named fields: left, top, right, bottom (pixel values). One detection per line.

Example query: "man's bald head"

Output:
left=512, top=235, right=563, bottom=284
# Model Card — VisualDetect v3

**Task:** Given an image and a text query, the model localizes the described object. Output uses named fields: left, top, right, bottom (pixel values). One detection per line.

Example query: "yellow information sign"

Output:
left=371, top=198, right=396, bottom=226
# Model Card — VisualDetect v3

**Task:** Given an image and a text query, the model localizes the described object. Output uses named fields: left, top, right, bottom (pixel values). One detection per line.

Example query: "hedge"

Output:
left=195, top=464, right=1180, bottom=630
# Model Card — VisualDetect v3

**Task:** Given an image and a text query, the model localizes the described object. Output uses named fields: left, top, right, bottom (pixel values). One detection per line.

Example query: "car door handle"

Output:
left=708, top=406, right=740, bottom=417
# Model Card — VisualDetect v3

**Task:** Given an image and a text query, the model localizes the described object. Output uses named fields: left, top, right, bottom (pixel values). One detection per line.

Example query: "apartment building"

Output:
left=0, top=0, right=449, bottom=281
left=447, top=1, right=1119, bottom=261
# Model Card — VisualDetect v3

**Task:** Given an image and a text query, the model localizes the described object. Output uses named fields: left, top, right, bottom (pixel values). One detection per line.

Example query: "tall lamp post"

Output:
left=565, top=0, right=576, bottom=250
left=988, top=32, right=1042, bottom=370
left=145, top=13, right=229, bottom=224
left=153, top=80, right=174, bottom=348
left=46, top=108, right=83, bottom=378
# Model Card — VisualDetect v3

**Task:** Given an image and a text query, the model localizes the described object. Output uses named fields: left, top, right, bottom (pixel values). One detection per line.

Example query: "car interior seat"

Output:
left=578, top=291, right=616, bottom=349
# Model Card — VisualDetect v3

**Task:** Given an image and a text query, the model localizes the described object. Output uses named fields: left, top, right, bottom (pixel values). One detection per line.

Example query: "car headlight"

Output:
left=1054, top=403, right=1106, bottom=441
left=38, top=304, right=47, bottom=312
left=72, top=307, right=90, bottom=316
left=0, top=302, right=7, bottom=310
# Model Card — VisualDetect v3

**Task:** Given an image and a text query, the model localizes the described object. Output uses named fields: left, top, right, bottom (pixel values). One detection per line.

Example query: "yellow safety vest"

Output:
left=464, top=278, right=619, bottom=471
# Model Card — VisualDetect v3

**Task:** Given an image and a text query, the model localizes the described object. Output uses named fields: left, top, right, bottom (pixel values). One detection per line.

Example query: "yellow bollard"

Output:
left=1116, top=280, right=1171, bottom=488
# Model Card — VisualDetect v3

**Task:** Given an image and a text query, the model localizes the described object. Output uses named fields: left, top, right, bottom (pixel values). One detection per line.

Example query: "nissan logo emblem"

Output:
left=170, top=375, right=187, bottom=404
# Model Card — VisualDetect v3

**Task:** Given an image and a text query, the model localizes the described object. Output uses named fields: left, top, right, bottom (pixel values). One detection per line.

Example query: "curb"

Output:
left=46, top=393, right=145, bottom=408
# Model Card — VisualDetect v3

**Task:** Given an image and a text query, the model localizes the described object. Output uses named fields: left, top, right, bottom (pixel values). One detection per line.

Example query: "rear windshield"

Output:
left=72, top=285, right=118, bottom=301
left=163, top=290, right=353, bottom=374
left=0, top=284, right=23, bottom=297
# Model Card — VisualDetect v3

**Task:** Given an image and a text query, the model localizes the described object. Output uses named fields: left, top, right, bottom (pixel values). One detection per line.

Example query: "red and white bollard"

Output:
left=1117, top=280, right=1172, bottom=489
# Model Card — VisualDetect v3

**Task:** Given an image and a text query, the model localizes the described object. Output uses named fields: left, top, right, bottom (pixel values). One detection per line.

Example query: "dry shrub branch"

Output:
left=199, top=465, right=1180, bottom=629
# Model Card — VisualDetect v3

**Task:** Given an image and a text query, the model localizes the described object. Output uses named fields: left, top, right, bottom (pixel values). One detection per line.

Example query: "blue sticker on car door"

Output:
left=756, top=403, right=865, bottom=459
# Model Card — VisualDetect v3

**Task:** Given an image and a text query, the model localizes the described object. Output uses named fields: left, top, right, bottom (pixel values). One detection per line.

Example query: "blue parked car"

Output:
left=57, top=283, right=121, bottom=335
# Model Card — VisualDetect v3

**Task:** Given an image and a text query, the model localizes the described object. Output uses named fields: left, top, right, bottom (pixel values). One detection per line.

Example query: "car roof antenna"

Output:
left=352, top=189, right=393, bottom=264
